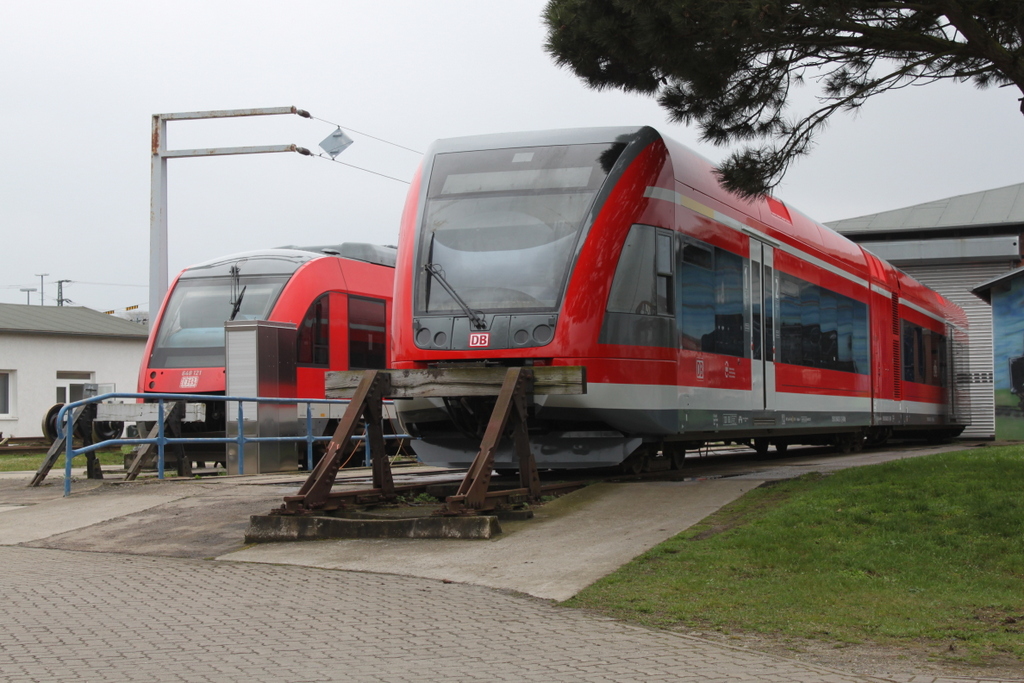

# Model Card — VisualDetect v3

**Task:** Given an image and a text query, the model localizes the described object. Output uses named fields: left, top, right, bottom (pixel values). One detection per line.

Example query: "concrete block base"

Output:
left=245, top=513, right=502, bottom=543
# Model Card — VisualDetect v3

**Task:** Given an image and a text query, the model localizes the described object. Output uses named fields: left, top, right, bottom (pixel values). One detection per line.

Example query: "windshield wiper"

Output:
left=228, top=285, right=247, bottom=321
left=424, top=263, right=487, bottom=329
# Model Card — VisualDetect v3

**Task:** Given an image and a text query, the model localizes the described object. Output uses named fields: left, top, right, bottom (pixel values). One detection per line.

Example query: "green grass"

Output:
left=565, top=446, right=1024, bottom=663
left=0, top=449, right=127, bottom=472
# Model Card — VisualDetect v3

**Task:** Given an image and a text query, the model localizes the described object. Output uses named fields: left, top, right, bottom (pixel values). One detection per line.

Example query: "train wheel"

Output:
left=92, top=421, right=124, bottom=441
left=774, top=441, right=788, bottom=455
left=753, top=437, right=770, bottom=458
left=669, top=449, right=686, bottom=470
left=864, top=428, right=891, bottom=449
left=620, top=453, right=645, bottom=475
left=926, top=430, right=953, bottom=445
left=41, top=403, right=64, bottom=443
left=834, top=433, right=864, bottom=454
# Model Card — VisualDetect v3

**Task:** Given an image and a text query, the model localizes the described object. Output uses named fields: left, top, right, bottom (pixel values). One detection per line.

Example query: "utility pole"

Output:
left=19, top=287, right=36, bottom=305
left=35, top=273, right=48, bottom=305
left=56, top=280, right=72, bottom=306
left=150, top=106, right=314, bottom=318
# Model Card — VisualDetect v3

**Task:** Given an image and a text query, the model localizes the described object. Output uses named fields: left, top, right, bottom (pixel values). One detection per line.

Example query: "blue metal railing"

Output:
left=54, top=392, right=411, bottom=497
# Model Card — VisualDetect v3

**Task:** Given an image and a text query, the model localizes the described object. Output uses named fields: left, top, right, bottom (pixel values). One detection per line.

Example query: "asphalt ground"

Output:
left=1, top=440, right=1020, bottom=682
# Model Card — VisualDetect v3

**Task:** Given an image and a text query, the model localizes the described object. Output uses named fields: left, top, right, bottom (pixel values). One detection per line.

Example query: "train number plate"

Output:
left=469, top=332, right=490, bottom=348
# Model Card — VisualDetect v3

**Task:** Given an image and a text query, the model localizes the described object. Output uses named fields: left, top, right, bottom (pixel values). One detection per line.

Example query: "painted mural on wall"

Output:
left=992, top=275, right=1024, bottom=440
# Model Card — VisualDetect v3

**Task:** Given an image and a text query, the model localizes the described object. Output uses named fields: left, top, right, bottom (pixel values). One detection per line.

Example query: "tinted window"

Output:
left=417, top=143, right=619, bottom=314
left=150, top=276, right=288, bottom=368
left=778, top=273, right=868, bottom=374
left=349, top=297, right=387, bottom=369
left=607, top=225, right=675, bottom=315
left=600, top=224, right=676, bottom=347
left=902, top=320, right=947, bottom=386
left=677, top=238, right=747, bottom=358
left=297, top=295, right=330, bottom=366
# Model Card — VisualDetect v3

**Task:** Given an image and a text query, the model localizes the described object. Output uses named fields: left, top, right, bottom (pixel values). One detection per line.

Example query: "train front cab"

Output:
left=137, top=248, right=393, bottom=465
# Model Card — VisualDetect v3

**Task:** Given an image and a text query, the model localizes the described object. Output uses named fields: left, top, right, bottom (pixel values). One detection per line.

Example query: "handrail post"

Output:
left=63, top=407, right=73, bottom=497
left=157, top=400, right=165, bottom=479
left=363, top=427, right=371, bottom=467
left=305, top=403, right=314, bottom=471
left=236, top=399, right=245, bottom=475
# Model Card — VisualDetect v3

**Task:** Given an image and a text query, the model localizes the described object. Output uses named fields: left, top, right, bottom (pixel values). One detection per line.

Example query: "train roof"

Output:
left=426, top=126, right=641, bottom=155
left=180, top=243, right=396, bottom=279
left=425, top=126, right=963, bottom=326
left=275, top=242, right=397, bottom=268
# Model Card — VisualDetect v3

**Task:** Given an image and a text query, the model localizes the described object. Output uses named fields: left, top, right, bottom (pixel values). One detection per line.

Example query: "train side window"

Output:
left=600, top=224, right=676, bottom=347
left=764, top=266, right=774, bottom=362
left=349, top=296, right=387, bottom=370
left=778, top=272, right=868, bottom=374
left=608, top=225, right=657, bottom=315
left=297, top=294, right=330, bottom=366
left=677, top=238, right=747, bottom=358
left=655, top=232, right=673, bottom=315
left=901, top=320, right=947, bottom=386
left=752, top=264, right=761, bottom=360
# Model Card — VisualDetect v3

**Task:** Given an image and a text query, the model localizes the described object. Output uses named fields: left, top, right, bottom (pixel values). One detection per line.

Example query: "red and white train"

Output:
left=390, top=126, right=967, bottom=471
left=138, top=243, right=395, bottom=457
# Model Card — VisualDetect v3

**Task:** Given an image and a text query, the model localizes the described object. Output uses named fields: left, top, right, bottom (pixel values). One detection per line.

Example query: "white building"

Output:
left=828, top=183, right=1024, bottom=438
left=0, top=304, right=149, bottom=438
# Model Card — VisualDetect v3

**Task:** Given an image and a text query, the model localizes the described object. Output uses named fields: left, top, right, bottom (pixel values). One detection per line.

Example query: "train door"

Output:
left=749, top=241, right=776, bottom=412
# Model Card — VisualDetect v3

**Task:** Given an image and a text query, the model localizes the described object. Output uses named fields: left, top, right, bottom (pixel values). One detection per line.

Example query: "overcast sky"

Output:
left=2, top=1, right=1022, bottom=312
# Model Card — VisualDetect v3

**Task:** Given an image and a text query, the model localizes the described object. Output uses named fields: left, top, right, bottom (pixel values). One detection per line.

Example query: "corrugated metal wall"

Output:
left=900, top=262, right=1015, bottom=439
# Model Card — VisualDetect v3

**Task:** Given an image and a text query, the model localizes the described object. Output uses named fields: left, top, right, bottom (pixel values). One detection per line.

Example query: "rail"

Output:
left=50, top=392, right=411, bottom=497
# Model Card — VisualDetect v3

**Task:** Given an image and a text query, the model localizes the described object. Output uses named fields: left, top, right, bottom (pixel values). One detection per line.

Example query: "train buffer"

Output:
left=271, top=365, right=587, bottom=522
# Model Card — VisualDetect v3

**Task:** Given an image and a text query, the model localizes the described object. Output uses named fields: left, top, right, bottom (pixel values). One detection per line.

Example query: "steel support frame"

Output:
left=439, top=367, right=541, bottom=515
left=275, top=367, right=548, bottom=518
left=279, top=370, right=395, bottom=514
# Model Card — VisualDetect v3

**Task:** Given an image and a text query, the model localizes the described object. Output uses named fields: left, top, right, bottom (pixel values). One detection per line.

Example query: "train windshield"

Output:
left=149, top=275, right=288, bottom=368
left=416, top=142, right=622, bottom=314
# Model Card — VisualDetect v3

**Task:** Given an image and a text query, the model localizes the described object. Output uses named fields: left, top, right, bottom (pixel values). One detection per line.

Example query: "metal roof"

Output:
left=826, top=182, right=1024, bottom=236
left=0, top=304, right=149, bottom=339
left=970, top=264, right=1024, bottom=304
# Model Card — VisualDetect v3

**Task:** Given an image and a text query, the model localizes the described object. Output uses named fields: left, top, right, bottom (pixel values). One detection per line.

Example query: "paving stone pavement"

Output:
left=0, top=545, right=899, bottom=683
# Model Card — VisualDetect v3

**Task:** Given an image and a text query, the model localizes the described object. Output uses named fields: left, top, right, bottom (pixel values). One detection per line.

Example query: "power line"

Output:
left=309, top=152, right=412, bottom=184
left=68, top=280, right=148, bottom=288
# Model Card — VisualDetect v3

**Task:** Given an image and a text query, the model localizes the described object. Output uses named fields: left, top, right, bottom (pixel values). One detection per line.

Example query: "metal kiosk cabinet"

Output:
left=225, top=320, right=298, bottom=474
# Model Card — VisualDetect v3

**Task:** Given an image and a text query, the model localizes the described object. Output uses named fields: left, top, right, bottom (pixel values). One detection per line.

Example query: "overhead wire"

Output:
left=308, top=152, right=412, bottom=184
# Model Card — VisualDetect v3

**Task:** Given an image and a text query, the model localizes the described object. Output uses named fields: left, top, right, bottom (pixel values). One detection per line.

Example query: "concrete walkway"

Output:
left=227, top=478, right=759, bottom=601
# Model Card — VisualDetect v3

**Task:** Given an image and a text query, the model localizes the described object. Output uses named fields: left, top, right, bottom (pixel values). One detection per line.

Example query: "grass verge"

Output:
left=0, top=449, right=127, bottom=473
left=564, top=446, right=1024, bottom=664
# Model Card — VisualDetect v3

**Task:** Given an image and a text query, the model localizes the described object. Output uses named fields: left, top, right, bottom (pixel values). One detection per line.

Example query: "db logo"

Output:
left=469, top=332, right=490, bottom=348
left=179, top=375, right=199, bottom=389
left=696, top=358, right=705, bottom=380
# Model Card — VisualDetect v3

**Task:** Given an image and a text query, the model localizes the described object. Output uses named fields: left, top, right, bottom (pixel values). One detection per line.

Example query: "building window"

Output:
left=0, top=371, right=11, bottom=416
left=55, top=371, right=94, bottom=403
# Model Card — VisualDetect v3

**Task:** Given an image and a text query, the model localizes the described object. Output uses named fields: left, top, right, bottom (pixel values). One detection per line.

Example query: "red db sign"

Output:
left=469, top=332, right=490, bottom=348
